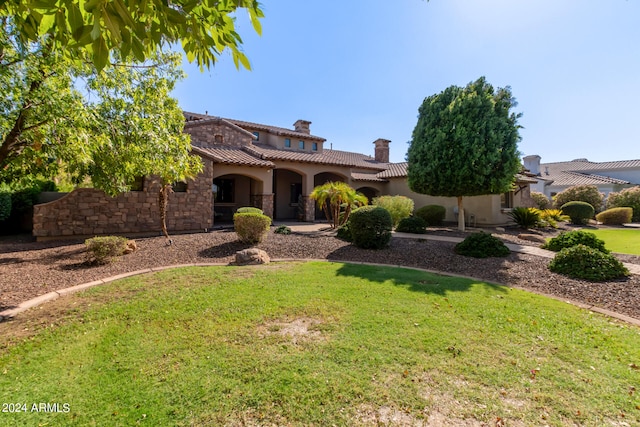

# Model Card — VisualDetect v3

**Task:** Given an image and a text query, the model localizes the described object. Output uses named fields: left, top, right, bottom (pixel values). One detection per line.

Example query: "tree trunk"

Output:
left=158, top=183, right=173, bottom=245
left=457, top=196, right=465, bottom=232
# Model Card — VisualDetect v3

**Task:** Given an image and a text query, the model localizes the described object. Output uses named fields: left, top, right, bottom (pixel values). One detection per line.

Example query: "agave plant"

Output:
left=310, top=182, right=367, bottom=229
left=507, top=207, right=541, bottom=229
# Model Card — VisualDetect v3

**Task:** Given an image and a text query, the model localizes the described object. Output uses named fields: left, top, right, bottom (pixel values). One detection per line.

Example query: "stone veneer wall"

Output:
left=184, top=119, right=252, bottom=148
left=33, top=161, right=214, bottom=240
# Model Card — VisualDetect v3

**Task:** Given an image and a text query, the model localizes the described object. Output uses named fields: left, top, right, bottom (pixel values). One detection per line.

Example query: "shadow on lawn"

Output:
left=332, top=261, right=507, bottom=296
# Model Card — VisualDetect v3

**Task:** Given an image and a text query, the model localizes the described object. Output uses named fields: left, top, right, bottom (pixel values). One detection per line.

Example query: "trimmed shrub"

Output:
left=560, top=201, right=594, bottom=225
left=549, top=244, right=629, bottom=281
left=233, top=212, right=271, bottom=244
left=372, top=195, right=414, bottom=228
left=553, top=185, right=604, bottom=212
left=507, top=207, right=541, bottom=229
left=349, top=205, right=392, bottom=249
left=454, top=232, right=510, bottom=258
left=274, top=225, right=291, bottom=235
left=0, top=191, right=11, bottom=221
left=606, top=186, right=640, bottom=222
left=85, top=236, right=129, bottom=264
left=530, top=192, right=550, bottom=209
left=336, top=222, right=352, bottom=241
left=542, top=230, right=608, bottom=253
left=396, top=216, right=427, bottom=234
left=596, top=207, right=633, bottom=225
left=415, top=204, right=446, bottom=226
left=236, top=206, right=263, bottom=215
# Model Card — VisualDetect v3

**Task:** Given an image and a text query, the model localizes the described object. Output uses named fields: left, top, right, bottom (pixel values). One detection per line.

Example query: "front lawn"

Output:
left=586, top=228, right=640, bottom=255
left=1, top=262, right=638, bottom=426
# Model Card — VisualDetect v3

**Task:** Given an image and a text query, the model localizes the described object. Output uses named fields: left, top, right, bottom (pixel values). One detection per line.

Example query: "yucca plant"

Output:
left=507, top=207, right=541, bottom=229
left=539, top=209, right=569, bottom=228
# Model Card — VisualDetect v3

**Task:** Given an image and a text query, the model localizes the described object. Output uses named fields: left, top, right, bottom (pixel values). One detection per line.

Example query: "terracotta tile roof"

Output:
left=548, top=171, right=629, bottom=186
left=514, top=174, right=538, bottom=184
left=376, top=162, right=408, bottom=178
left=351, top=172, right=388, bottom=182
left=225, top=118, right=326, bottom=142
left=538, top=159, right=637, bottom=186
left=191, top=146, right=275, bottom=168
left=245, top=144, right=387, bottom=170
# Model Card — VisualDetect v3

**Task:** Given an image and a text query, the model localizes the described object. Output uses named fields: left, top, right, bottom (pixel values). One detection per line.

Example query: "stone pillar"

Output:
left=258, top=193, right=274, bottom=219
left=303, top=196, right=315, bottom=222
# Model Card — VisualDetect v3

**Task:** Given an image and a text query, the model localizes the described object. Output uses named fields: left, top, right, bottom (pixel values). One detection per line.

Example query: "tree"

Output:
left=310, top=182, right=367, bottom=229
left=407, top=76, right=522, bottom=231
left=0, top=0, right=263, bottom=71
left=1, top=21, right=202, bottom=240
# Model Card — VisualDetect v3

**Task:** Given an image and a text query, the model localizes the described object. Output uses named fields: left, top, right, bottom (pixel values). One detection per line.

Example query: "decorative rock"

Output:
left=495, top=227, right=506, bottom=233
left=517, top=233, right=547, bottom=244
left=236, top=248, right=270, bottom=265
left=123, top=239, right=138, bottom=254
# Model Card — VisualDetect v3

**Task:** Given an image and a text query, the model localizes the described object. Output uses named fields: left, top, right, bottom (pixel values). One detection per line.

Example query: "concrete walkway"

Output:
left=277, top=222, right=640, bottom=275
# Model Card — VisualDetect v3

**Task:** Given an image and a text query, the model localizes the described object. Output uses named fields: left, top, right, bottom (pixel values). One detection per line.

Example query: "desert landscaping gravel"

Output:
left=1, top=228, right=639, bottom=321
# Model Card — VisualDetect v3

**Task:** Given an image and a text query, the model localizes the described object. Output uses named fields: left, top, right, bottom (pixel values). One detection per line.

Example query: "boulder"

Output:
left=517, top=233, right=547, bottom=244
left=236, top=248, right=270, bottom=265
left=123, top=239, right=137, bottom=254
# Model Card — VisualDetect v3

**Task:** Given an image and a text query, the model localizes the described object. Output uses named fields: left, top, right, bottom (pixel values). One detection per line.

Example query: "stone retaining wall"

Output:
left=33, top=162, right=214, bottom=240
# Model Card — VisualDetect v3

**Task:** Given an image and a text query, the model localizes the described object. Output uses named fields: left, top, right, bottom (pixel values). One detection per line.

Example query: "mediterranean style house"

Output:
left=524, top=155, right=640, bottom=200
left=32, top=113, right=537, bottom=240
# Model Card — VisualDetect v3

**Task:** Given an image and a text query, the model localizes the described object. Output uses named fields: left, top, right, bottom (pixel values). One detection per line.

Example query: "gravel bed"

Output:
left=1, top=229, right=640, bottom=321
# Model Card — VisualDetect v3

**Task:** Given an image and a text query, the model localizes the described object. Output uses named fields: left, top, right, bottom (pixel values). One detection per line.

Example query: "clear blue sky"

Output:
left=173, top=0, right=640, bottom=165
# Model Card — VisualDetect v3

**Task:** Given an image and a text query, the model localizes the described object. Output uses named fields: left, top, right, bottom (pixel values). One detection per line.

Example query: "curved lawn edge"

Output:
left=1, top=259, right=639, bottom=327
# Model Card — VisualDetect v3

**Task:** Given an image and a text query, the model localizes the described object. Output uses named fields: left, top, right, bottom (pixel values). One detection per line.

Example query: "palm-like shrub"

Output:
left=596, top=207, right=633, bottom=225
left=310, top=182, right=367, bottom=229
left=542, top=230, right=608, bottom=253
left=561, top=201, right=594, bottom=225
left=349, top=205, right=392, bottom=249
left=372, top=195, right=414, bottom=228
left=415, top=205, right=446, bottom=226
left=553, top=185, right=604, bottom=212
left=454, top=232, right=510, bottom=258
left=606, top=186, right=640, bottom=222
left=507, top=207, right=541, bottom=229
left=549, top=244, right=629, bottom=281
left=538, top=209, right=569, bottom=228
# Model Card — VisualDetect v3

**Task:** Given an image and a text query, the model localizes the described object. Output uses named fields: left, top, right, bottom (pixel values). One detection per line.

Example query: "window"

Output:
left=312, top=142, right=318, bottom=151
left=290, top=183, right=302, bottom=204
left=172, top=181, right=188, bottom=192
left=252, top=131, right=259, bottom=141
left=129, top=176, right=144, bottom=191
left=213, top=178, right=234, bottom=203
left=500, top=191, right=514, bottom=209
left=298, top=140, right=305, bottom=149
left=214, top=134, right=224, bottom=143
left=284, top=138, right=291, bottom=148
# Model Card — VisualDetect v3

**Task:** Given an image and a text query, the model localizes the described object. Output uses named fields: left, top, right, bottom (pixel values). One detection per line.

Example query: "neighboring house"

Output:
left=524, top=155, right=640, bottom=200
left=32, top=114, right=536, bottom=240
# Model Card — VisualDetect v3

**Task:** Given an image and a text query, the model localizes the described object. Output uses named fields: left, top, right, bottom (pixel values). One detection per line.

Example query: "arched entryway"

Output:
left=273, top=169, right=304, bottom=220
left=212, top=173, right=264, bottom=222
left=355, top=186, right=380, bottom=204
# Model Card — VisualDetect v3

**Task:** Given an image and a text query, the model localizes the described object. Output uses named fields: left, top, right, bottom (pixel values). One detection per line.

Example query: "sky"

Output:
left=173, top=0, right=640, bottom=165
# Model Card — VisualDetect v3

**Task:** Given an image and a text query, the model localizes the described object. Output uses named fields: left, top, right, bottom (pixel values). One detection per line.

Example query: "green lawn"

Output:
left=586, top=228, right=640, bottom=255
left=1, top=262, right=639, bottom=426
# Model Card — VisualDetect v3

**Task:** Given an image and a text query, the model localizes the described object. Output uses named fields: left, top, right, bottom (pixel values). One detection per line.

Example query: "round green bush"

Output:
left=530, top=192, right=550, bottom=209
left=542, top=230, right=608, bottom=253
left=233, top=212, right=271, bottom=244
left=336, top=222, right=352, bottom=241
left=0, top=191, right=11, bottom=222
left=348, top=205, right=392, bottom=249
left=606, top=186, right=640, bottom=222
left=236, top=206, right=263, bottom=215
left=85, top=236, right=129, bottom=264
left=372, top=195, right=414, bottom=228
left=549, top=244, right=629, bottom=281
left=560, top=201, right=594, bottom=225
left=415, top=205, right=446, bottom=226
left=454, top=232, right=510, bottom=258
left=395, top=216, right=427, bottom=234
left=274, top=225, right=291, bottom=235
left=595, top=207, right=633, bottom=225
left=553, top=185, right=604, bottom=212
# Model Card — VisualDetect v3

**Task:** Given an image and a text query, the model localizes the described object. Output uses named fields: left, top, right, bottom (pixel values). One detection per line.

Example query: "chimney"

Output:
left=293, top=119, right=311, bottom=135
left=523, top=154, right=541, bottom=176
left=373, top=138, right=391, bottom=163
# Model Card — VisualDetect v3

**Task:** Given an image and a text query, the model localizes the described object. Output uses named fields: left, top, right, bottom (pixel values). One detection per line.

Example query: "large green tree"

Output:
left=407, top=76, right=522, bottom=231
left=0, top=0, right=263, bottom=71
